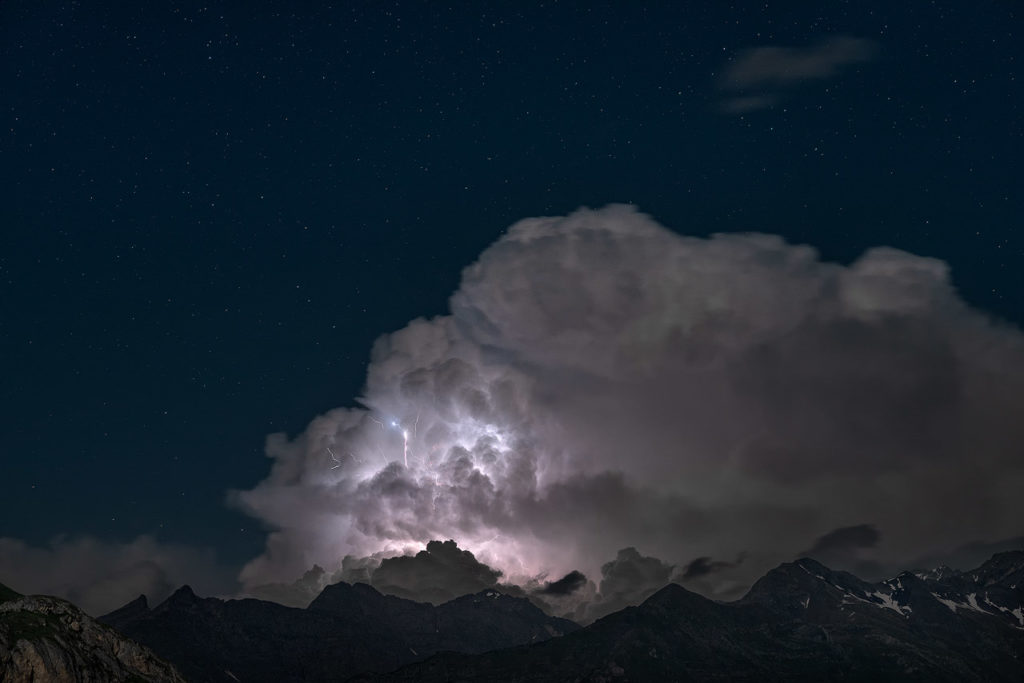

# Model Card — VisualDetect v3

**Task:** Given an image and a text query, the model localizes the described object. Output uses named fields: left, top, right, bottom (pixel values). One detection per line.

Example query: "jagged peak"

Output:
left=155, top=585, right=202, bottom=610
left=353, top=581, right=382, bottom=594
left=649, top=582, right=689, bottom=597
left=172, top=585, right=196, bottom=598
left=319, top=580, right=384, bottom=598
left=307, top=580, right=389, bottom=614
left=967, top=550, right=1024, bottom=586
left=793, top=557, right=831, bottom=572
left=104, top=593, right=149, bottom=615
left=754, top=557, right=833, bottom=585
left=983, top=549, right=1024, bottom=568
left=639, top=582, right=710, bottom=610
left=0, top=581, right=21, bottom=603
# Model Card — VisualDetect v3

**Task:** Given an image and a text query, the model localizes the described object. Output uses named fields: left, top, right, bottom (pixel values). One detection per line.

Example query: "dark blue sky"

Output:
left=2, top=1, right=1020, bottom=568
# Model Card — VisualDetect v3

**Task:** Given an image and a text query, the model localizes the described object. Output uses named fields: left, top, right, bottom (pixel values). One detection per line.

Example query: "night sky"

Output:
left=2, top=1, right=1022, bottom=615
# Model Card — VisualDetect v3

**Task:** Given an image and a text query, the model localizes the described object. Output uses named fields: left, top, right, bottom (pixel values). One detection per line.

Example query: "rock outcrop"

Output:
left=0, top=582, right=184, bottom=682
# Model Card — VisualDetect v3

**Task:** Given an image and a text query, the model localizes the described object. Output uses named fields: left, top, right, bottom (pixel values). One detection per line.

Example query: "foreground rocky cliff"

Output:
left=0, top=581, right=183, bottom=683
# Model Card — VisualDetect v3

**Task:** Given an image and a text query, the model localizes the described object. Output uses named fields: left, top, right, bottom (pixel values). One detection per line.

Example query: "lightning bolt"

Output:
left=385, top=418, right=410, bottom=468
left=327, top=446, right=361, bottom=470
left=328, top=446, right=342, bottom=469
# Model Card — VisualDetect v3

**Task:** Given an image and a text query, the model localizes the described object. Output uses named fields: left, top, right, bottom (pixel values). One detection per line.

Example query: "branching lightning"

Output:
left=327, top=446, right=359, bottom=469
left=386, top=419, right=410, bottom=467
left=330, top=411, right=512, bottom=480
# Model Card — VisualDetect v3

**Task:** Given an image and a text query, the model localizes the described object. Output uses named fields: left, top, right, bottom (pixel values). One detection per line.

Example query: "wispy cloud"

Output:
left=0, top=535, right=237, bottom=615
left=718, top=36, right=877, bottom=112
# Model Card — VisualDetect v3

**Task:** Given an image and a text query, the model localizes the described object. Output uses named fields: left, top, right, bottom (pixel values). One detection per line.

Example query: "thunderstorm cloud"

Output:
left=538, top=570, right=588, bottom=597
left=369, top=539, right=502, bottom=604
left=681, top=554, right=745, bottom=581
left=229, top=205, right=1024, bottom=610
left=799, top=523, right=884, bottom=579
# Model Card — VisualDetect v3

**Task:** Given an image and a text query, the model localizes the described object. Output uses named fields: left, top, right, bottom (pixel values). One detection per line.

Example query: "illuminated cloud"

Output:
left=584, top=547, right=674, bottom=621
left=230, top=205, right=1024, bottom=610
left=370, top=539, right=502, bottom=604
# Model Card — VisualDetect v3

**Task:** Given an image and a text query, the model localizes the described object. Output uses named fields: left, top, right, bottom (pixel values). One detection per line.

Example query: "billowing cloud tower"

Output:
left=233, top=205, right=1024, bottom=600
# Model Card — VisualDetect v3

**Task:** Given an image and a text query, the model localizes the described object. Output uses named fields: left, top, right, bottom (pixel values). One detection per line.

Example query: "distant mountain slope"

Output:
left=100, top=582, right=578, bottom=682
left=0, top=581, right=184, bottom=683
left=361, top=551, right=1024, bottom=682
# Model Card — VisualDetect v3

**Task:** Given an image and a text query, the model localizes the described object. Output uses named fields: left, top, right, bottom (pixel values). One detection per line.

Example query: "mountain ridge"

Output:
left=99, top=579, right=578, bottom=682
left=356, top=550, right=1024, bottom=681
left=6, top=550, right=1021, bottom=681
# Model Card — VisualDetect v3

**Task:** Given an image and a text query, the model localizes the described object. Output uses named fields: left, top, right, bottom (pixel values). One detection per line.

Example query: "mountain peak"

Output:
left=0, top=581, right=21, bottom=604
left=171, top=584, right=196, bottom=599
left=963, top=550, right=1024, bottom=588
left=793, top=557, right=830, bottom=572
left=632, top=582, right=723, bottom=620
left=643, top=582, right=694, bottom=603
left=99, top=593, right=150, bottom=629
left=104, top=574, right=579, bottom=682
left=981, top=549, right=1024, bottom=572
left=156, top=585, right=201, bottom=611
left=307, top=580, right=398, bottom=617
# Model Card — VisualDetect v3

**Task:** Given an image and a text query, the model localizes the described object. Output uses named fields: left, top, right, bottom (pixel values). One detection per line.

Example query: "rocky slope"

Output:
left=361, top=551, right=1024, bottom=682
left=0, top=581, right=184, bottom=683
left=100, top=581, right=578, bottom=682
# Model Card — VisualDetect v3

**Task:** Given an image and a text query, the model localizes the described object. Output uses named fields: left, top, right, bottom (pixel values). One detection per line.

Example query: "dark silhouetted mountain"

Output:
left=100, top=581, right=577, bottom=682
left=358, top=551, right=1024, bottom=682
left=0, top=580, right=184, bottom=682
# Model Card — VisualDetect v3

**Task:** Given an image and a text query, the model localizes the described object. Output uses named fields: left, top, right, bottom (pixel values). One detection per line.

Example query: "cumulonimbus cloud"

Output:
left=230, top=205, right=1024, bottom=606
left=538, top=570, right=588, bottom=596
left=680, top=554, right=745, bottom=581
left=369, top=539, right=502, bottom=604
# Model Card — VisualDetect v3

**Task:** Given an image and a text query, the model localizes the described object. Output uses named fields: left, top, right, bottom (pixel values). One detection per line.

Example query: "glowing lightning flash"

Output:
left=402, top=428, right=409, bottom=468
left=387, top=419, right=410, bottom=468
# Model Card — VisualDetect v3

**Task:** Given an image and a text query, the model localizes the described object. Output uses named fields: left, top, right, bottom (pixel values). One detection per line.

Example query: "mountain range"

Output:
left=99, top=580, right=577, bottom=682
left=3, top=550, right=1022, bottom=681
left=361, top=550, right=1024, bottom=682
